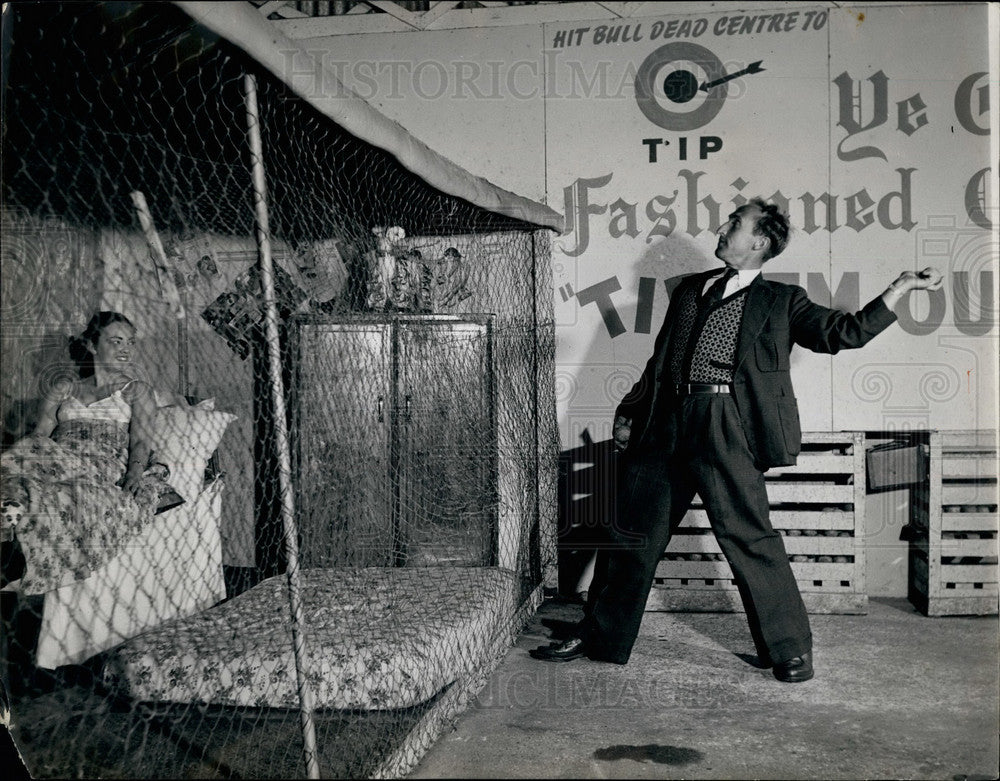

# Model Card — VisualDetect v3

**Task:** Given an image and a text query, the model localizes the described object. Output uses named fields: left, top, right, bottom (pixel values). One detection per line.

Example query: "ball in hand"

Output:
left=918, top=267, right=943, bottom=288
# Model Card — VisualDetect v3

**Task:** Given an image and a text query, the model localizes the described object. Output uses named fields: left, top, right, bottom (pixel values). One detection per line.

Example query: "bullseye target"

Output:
left=635, top=42, right=729, bottom=131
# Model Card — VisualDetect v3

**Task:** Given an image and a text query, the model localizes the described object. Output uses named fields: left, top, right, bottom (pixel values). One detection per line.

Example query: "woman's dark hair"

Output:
left=68, top=311, right=134, bottom=378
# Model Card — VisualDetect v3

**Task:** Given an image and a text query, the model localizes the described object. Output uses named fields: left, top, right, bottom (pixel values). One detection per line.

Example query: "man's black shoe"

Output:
left=529, top=636, right=587, bottom=662
left=773, top=651, right=814, bottom=683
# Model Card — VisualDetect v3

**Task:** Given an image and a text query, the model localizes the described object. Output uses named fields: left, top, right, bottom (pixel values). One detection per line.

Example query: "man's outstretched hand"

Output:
left=882, top=267, right=944, bottom=309
left=904, top=267, right=945, bottom=291
left=613, top=415, right=631, bottom=451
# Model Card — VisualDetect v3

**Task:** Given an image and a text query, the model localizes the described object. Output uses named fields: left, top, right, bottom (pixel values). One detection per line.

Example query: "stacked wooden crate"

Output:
left=908, top=430, right=999, bottom=616
left=647, top=432, right=867, bottom=614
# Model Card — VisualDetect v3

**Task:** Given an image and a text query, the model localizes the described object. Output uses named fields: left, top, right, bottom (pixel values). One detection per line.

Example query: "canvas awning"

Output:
left=174, top=1, right=563, bottom=232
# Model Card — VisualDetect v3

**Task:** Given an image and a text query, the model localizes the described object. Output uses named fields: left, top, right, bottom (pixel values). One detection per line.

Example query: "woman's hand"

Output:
left=119, top=463, right=145, bottom=496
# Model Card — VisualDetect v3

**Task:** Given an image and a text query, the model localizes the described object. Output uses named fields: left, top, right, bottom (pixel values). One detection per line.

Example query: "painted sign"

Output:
left=543, top=4, right=995, bottom=447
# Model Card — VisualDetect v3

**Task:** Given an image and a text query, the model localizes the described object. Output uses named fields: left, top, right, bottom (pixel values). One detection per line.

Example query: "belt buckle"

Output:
left=679, top=383, right=728, bottom=394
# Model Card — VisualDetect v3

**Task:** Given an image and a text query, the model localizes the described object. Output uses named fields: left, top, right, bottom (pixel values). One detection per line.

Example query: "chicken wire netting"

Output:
left=0, top=2, right=558, bottom=778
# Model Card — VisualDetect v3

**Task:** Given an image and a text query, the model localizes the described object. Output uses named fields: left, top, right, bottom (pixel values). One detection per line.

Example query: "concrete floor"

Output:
left=411, top=597, right=999, bottom=780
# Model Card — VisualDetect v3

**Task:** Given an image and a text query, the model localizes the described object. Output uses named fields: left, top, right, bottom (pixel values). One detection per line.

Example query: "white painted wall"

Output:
left=302, top=2, right=997, bottom=595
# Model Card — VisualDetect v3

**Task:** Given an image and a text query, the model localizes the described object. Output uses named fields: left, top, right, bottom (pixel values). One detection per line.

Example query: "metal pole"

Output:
left=242, top=72, right=322, bottom=781
left=178, top=290, right=190, bottom=397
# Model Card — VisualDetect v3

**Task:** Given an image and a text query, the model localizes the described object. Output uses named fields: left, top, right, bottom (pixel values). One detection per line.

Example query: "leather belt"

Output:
left=676, top=383, right=731, bottom=395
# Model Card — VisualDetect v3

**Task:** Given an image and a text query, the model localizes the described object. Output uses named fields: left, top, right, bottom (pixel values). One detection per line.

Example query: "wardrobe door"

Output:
left=293, top=321, right=394, bottom=567
left=396, top=319, right=496, bottom=566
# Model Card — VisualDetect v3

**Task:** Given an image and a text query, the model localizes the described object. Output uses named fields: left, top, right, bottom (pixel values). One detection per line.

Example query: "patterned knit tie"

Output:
left=702, top=268, right=737, bottom=307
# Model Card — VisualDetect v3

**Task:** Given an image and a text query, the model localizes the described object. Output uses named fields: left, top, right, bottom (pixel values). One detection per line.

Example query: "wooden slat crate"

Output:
left=908, top=430, right=999, bottom=616
left=647, top=431, right=868, bottom=615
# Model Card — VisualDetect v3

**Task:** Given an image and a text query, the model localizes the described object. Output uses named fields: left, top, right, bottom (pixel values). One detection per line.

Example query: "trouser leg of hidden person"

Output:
left=532, top=443, right=695, bottom=664
left=682, top=395, right=813, bottom=680
left=582, top=447, right=630, bottom=619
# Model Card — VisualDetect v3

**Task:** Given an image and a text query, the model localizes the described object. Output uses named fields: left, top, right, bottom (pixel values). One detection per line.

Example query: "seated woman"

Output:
left=1, top=311, right=173, bottom=597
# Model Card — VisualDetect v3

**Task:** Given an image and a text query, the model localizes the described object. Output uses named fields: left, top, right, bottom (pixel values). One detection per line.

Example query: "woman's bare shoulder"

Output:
left=42, top=376, right=76, bottom=405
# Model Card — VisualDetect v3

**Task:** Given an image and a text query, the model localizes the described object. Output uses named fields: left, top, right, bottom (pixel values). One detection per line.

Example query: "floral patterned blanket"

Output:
left=101, top=567, right=516, bottom=710
left=1, top=421, right=163, bottom=594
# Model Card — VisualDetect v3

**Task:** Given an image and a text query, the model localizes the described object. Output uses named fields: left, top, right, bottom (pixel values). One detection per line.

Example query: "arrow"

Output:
left=699, top=60, right=765, bottom=92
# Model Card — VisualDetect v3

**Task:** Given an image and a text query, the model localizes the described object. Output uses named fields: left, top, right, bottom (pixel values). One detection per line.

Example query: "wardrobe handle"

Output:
left=377, top=395, right=384, bottom=422
left=404, top=393, right=412, bottom=421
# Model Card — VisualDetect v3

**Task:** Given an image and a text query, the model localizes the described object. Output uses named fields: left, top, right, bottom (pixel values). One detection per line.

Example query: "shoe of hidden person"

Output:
left=772, top=651, right=814, bottom=683
left=529, top=636, right=587, bottom=662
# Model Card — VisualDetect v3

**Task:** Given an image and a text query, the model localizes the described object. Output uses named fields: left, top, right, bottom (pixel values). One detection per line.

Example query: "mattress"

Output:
left=101, top=566, right=516, bottom=710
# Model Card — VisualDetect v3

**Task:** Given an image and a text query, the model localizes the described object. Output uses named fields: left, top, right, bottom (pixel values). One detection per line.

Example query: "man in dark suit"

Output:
left=532, top=197, right=943, bottom=682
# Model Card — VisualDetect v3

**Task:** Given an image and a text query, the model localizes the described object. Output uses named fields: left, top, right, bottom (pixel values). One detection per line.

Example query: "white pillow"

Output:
left=153, top=389, right=192, bottom=408
left=150, top=399, right=235, bottom=503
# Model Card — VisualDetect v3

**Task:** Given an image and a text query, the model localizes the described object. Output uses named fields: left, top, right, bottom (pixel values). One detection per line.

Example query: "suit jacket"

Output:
left=616, top=270, right=898, bottom=468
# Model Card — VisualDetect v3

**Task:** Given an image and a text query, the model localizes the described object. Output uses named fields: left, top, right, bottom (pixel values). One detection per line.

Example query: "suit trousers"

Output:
left=582, top=394, right=812, bottom=666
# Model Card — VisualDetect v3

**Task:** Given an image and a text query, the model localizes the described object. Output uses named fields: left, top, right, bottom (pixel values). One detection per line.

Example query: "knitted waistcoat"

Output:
left=668, top=284, right=751, bottom=385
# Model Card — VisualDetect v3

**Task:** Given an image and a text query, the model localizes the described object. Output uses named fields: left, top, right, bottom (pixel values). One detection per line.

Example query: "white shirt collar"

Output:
left=703, top=267, right=761, bottom=296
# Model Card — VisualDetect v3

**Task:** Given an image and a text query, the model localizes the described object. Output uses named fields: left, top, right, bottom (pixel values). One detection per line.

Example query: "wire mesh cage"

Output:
left=1, top=2, right=559, bottom=777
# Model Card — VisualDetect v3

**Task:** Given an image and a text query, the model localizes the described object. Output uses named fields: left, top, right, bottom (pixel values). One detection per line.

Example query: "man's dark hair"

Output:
left=748, top=197, right=791, bottom=260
